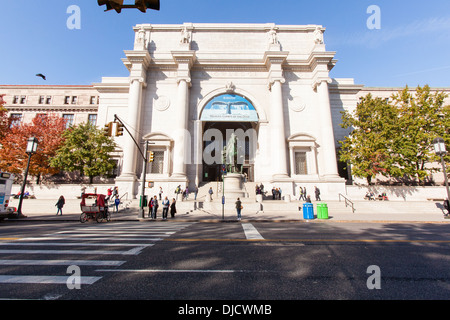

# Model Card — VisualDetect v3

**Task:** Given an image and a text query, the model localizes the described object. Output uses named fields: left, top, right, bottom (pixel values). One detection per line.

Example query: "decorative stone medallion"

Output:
left=154, top=96, right=171, bottom=111
left=290, top=96, right=307, bottom=112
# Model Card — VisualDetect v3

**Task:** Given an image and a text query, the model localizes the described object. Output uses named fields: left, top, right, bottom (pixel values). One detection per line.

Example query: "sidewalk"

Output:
left=3, top=198, right=449, bottom=223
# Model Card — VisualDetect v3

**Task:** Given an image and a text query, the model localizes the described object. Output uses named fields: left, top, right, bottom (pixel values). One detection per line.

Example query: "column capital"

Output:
left=264, top=51, right=288, bottom=91
left=267, top=76, right=285, bottom=91
left=312, top=77, right=332, bottom=91
left=123, top=50, right=151, bottom=70
left=171, top=50, right=196, bottom=68
left=172, top=50, right=196, bottom=87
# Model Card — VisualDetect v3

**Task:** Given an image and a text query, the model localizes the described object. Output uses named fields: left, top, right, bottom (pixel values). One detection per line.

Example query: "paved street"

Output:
left=1, top=220, right=450, bottom=305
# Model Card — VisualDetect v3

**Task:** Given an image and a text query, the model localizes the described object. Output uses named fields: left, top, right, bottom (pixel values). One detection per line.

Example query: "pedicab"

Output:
left=80, top=193, right=111, bottom=223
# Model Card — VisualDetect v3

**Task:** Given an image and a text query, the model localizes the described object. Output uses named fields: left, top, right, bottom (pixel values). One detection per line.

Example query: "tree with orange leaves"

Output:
left=0, top=113, right=67, bottom=184
left=0, top=94, right=9, bottom=141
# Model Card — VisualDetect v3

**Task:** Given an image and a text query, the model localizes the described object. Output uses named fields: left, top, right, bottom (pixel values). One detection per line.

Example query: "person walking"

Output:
left=114, top=195, right=120, bottom=213
left=208, top=187, right=213, bottom=200
left=444, top=198, right=449, bottom=217
left=159, top=187, right=163, bottom=200
left=162, top=196, right=169, bottom=220
left=170, top=198, right=177, bottom=218
left=235, top=197, right=242, bottom=221
left=299, top=187, right=305, bottom=201
left=194, top=186, right=198, bottom=200
left=151, top=195, right=158, bottom=219
left=314, top=186, right=321, bottom=201
left=55, top=195, right=65, bottom=215
left=148, top=196, right=153, bottom=218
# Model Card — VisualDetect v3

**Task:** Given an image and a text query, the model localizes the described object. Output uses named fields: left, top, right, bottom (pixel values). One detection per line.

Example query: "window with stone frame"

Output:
left=294, top=151, right=308, bottom=175
left=150, top=151, right=164, bottom=174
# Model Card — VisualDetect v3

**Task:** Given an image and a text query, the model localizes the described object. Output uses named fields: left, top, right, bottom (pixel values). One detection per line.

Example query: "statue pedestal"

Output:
left=223, top=173, right=246, bottom=200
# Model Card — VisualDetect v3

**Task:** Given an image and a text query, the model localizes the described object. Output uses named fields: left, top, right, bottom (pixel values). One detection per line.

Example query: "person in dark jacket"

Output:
left=170, top=198, right=177, bottom=218
left=235, top=198, right=242, bottom=220
left=444, top=199, right=450, bottom=217
left=55, top=195, right=65, bottom=215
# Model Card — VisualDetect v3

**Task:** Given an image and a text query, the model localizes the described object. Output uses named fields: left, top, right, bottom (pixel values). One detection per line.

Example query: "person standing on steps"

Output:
left=208, top=187, right=213, bottom=200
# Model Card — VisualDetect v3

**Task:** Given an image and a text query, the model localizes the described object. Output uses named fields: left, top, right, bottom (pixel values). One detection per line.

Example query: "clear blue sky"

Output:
left=1, top=0, right=450, bottom=88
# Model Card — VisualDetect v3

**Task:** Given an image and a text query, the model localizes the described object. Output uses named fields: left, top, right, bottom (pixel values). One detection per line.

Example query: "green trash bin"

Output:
left=140, top=195, right=148, bottom=207
left=317, top=203, right=328, bottom=219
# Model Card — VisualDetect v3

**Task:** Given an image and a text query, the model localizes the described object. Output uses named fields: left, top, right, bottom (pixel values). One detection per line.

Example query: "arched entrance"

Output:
left=200, top=93, right=259, bottom=182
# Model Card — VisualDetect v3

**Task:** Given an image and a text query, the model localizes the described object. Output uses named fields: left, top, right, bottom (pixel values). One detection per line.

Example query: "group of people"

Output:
left=148, top=195, right=177, bottom=220
left=364, top=192, right=389, bottom=201
left=106, top=186, right=121, bottom=212
left=298, top=186, right=321, bottom=202
left=271, top=187, right=282, bottom=200
left=174, top=185, right=198, bottom=200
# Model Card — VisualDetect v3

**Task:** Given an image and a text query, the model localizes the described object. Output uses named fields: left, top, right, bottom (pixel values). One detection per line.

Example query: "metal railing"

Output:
left=339, top=193, right=355, bottom=213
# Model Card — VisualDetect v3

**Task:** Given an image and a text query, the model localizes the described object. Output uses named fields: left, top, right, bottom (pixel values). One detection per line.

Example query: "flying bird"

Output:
left=36, top=73, right=46, bottom=80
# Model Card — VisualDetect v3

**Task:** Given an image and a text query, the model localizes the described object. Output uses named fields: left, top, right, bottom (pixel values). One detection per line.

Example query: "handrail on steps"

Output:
left=339, top=193, right=355, bottom=213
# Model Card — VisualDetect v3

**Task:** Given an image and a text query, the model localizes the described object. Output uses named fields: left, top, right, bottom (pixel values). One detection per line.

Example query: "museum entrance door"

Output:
left=202, top=121, right=257, bottom=182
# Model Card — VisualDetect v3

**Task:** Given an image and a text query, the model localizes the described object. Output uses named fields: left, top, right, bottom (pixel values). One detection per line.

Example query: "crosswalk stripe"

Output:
left=0, top=242, right=156, bottom=247
left=0, top=222, right=193, bottom=291
left=0, top=246, right=148, bottom=255
left=242, top=223, right=264, bottom=240
left=0, top=275, right=101, bottom=285
left=0, top=260, right=125, bottom=266
left=15, top=237, right=164, bottom=242
left=55, top=230, right=175, bottom=235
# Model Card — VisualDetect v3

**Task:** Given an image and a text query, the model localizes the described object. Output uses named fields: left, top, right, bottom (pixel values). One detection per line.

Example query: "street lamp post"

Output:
left=433, top=137, right=450, bottom=203
left=16, top=137, right=39, bottom=218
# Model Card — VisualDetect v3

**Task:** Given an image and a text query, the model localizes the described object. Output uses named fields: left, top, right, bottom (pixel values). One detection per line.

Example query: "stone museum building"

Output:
left=2, top=23, right=449, bottom=200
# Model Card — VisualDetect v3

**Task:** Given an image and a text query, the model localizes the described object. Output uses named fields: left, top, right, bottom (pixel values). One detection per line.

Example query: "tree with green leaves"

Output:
left=339, top=93, right=396, bottom=184
left=390, top=85, right=448, bottom=184
left=50, top=122, right=117, bottom=184
left=339, top=85, right=449, bottom=185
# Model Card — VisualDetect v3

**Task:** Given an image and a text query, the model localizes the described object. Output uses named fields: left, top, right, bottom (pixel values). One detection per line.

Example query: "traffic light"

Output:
left=135, top=0, right=160, bottom=12
left=103, top=122, right=112, bottom=136
left=115, top=122, right=124, bottom=136
left=98, top=0, right=124, bottom=13
left=98, top=0, right=160, bottom=13
left=149, top=151, right=154, bottom=162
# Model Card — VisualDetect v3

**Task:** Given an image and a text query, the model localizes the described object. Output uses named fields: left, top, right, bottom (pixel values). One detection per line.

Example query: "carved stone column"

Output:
left=265, top=51, right=290, bottom=179
left=171, top=50, right=196, bottom=179
left=117, top=51, right=150, bottom=194
left=314, top=78, right=340, bottom=179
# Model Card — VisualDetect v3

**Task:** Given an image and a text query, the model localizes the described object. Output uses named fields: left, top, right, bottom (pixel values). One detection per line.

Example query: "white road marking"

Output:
left=0, top=241, right=156, bottom=247
left=0, top=259, right=125, bottom=266
left=242, top=223, right=264, bottom=240
left=0, top=275, right=101, bottom=285
left=0, top=246, right=149, bottom=255
left=97, top=269, right=271, bottom=274
left=16, top=237, right=163, bottom=242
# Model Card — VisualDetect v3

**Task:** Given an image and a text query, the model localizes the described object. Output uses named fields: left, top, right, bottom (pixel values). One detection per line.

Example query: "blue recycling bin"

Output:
left=303, top=203, right=314, bottom=220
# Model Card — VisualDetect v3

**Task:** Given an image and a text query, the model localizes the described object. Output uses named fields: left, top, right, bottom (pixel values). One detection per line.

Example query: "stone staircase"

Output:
left=131, top=181, right=446, bottom=217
